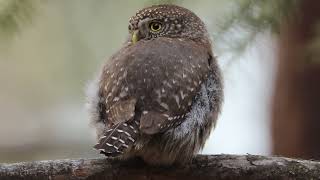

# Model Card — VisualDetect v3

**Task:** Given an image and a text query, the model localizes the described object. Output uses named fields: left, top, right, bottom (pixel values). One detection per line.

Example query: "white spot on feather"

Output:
left=116, top=129, right=124, bottom=133
left=128, top=137, right=135, bottom=142
left=122, top=144, right=129, bottom=148
left=180, top=90, right=187, bottom=100
left=155, top=89, right=161, bottom=98
left=111, top=136, right=117, bottom=140
left=163, top=114, right=169, bottom=118
left=160, top=102, right=169, bottom=110
left=174, top=95, right=180, bottom=108
left=163, top=80, right=173, bottom=88
left=193, top=81, right=198, bottom=86
left=182, top=73, right=187, bottom=78
left=118, top=138, right=125, bottom=143
left=119, top=91, right=127, bottom=98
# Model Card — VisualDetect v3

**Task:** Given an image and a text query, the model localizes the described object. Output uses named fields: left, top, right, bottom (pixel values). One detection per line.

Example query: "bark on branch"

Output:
left=0, top=154, right=320, bottom=180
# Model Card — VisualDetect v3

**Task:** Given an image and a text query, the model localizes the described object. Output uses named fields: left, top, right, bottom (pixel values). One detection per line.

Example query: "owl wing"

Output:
left=128, top=38, right=212, bottom=135
left=107, top=98, right=136, bottom=125
left=94, top=98, right=139, bottom=156
left=139, top=111, right=172, bottom=134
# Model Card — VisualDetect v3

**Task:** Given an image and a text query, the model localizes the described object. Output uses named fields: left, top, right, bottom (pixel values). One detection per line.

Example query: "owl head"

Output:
left=128, top=5, right=209, bottom=44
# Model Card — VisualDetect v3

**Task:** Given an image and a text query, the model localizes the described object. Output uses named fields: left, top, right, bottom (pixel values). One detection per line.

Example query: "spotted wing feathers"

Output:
left=139, top=111, right=187, bottom=134
left=108, top=98, right=136, bottom=125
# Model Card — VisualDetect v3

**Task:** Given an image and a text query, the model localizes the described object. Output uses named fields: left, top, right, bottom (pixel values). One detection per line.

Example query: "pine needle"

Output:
left=0, top=0, right=40, bottom=39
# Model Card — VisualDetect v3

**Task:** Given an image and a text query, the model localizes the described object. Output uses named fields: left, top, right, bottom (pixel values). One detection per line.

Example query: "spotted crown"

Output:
left=128, top=4, right=208, bottom=40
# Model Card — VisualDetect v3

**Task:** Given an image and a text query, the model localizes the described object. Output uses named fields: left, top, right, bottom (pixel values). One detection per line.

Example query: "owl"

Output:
left=87, top=4, right=223, bottom=165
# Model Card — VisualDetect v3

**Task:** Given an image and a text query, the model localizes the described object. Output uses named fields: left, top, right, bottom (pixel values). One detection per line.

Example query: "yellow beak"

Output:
left=132, top=30, right=139, bottom=44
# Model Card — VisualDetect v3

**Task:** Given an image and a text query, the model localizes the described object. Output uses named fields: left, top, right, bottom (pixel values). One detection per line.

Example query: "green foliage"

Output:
left=0, top=0, right=39, bottom=39
left=231, top=0, right=298, bottom=33
left=216, top=0, right=299, bottom=56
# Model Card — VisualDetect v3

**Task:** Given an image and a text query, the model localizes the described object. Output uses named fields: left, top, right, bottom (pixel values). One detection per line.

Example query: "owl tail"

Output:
left=94, top=119, right=140, bottom=157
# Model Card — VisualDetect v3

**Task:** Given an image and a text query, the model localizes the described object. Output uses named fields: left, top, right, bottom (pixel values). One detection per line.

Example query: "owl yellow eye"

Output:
left=149, top=22, right=163, bottom=32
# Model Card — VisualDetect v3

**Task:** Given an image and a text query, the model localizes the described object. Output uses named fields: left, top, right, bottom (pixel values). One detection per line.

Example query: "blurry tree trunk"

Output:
left=272, top=0, right=320, bottom=159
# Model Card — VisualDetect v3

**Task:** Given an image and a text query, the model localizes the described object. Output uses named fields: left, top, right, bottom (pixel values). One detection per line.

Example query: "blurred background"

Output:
left=0, top=0, right=319, bottom=163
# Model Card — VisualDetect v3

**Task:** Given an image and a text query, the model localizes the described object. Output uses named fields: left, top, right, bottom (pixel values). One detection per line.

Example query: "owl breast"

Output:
left=100, top=37, right=211, bottom=126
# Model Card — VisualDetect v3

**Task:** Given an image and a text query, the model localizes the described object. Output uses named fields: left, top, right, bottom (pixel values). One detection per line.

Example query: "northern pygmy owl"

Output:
left=87, top=4, right=223, bottom=165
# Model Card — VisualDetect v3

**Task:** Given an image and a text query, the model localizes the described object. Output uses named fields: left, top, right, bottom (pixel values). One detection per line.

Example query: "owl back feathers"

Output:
left=93, top=37, right=215, bottom=159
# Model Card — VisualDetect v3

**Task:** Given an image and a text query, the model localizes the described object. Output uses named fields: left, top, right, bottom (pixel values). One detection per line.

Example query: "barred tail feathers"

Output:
left=94, top=120, right=140, bottom=157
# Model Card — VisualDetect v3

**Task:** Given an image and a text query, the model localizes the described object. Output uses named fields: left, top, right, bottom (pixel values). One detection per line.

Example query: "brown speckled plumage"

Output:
left=87, top=4, right=223, bottom=165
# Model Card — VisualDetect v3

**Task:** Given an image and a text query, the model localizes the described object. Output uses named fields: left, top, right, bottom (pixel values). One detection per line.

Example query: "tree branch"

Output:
left=0, top=154, right=320, bottom=180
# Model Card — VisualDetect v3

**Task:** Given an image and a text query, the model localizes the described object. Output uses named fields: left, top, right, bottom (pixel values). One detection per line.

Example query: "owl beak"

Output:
left=132, top=30, right=139, bottom=44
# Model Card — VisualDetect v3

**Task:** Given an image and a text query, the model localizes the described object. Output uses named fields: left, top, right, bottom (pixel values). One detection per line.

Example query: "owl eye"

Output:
left=149, top=22, right=163, bottom=32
